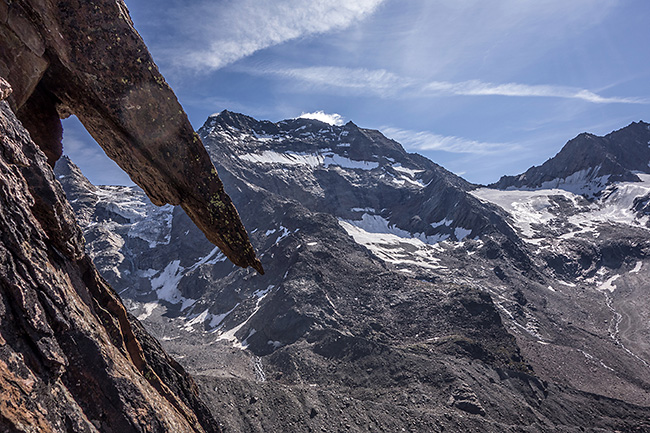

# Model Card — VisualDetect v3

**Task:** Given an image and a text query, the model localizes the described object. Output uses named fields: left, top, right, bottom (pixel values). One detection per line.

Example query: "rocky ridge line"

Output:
left=492, top=121, right=650, bottom=192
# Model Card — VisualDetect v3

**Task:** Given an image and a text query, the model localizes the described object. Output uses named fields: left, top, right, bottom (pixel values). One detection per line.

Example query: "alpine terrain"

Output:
left=57, top=112, right=650, bottom=431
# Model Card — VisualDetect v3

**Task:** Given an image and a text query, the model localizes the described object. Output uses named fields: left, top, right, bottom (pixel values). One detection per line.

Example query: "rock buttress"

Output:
left=0, top=80, right=220, bottom=433
left=0, top=0, right=263, bottom=273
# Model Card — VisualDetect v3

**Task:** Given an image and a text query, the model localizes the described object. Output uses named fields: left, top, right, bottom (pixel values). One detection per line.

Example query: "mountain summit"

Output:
left=203, top=110, right=516, bottom=244
left=492, top=121, right=650, bottom=194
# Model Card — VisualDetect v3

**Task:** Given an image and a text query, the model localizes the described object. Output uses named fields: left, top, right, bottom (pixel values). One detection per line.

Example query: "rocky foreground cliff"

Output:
left=0, top=0, right=261, bottom=273
left=0, top=79, right=222, bottom=432
left=0, top=0, right=267, bottom=431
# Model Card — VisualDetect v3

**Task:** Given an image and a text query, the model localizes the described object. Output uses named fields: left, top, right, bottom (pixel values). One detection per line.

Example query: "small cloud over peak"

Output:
left=297, top=111, right=345, bottom=126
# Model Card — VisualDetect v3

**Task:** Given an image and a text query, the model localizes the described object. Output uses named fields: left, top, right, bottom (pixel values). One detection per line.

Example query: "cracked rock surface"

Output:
left=0, top=77, right=220, bottom=432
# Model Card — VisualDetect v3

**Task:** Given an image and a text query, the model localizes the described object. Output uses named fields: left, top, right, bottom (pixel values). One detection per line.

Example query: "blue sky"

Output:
left=62, top=0, right=650, bottom=185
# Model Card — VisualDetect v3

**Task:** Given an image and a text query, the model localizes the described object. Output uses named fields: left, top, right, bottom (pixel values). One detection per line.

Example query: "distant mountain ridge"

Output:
left=56, top=113, right=650, bottom=431
left=492, top=121, right=650, bottom=194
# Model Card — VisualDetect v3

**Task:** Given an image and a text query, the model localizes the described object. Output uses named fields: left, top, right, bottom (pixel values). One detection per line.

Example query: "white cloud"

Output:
left=169, top=0, right=385, bottom=70
left=382, top=127, right=517, bottom=155
left=259, top=66, right=645, bottom=104
left=298, top=111, right=345, bottom=126
left=262, top=66, right=412, bottom=98
left=423, top=80, right=646, bottom=104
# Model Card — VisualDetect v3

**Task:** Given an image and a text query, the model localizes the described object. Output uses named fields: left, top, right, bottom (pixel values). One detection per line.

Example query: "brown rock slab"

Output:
left=1, top=0, right=263, bottom=273
left=0, top=97, right=220, bottom=432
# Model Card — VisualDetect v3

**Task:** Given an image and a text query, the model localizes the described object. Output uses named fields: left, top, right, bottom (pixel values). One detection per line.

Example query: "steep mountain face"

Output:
left=206, top=110, right=516, bottom=244
left=471, top=122, right=650, bottom=409
left=492, top=121, right=650, bottom=194
left=59, top=111, right=650, bottom=431
left=0, top=84, right=219, bottom=432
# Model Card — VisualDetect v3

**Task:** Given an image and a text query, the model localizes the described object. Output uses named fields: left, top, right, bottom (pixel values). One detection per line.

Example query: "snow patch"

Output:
left=183, top=309, right=211, bottom=332
left=454, top=227, right=472, bottom=241
left=431, top=218, right=453, bottom=228
left=216, top=286, right=276, bottom=348
left=209, top=304, right=240, bottom=329
left=138, top=268, right=158, bottom=278
left=239, top=151, right=321, bottom=166
left=598, top=275, right=620, bottom=292
left=339, top=220, right=445, bottom=271
left=345, top=214, right=448, bottom=245
left=253, top=285, right=274, bottom=301
left=275, top=226, right=291, bottom=244
left=506, top=166, right=611, bottom=197
left=240, top=328, right=257, bottom=349
left=136, top=302, right=159, bottom=321
left=152, top=261, right=184, bottom=302
left=238, top=150, right=378, bottom=170
left=473, top=174, right=650, bottom=240
left=150, top=260, right=196, bottom=310
left=392, top=164, right=425, bottom=177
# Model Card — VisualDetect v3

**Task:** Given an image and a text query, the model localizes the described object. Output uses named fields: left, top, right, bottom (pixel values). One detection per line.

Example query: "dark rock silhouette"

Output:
left=0, top=0, right=262, bottom=273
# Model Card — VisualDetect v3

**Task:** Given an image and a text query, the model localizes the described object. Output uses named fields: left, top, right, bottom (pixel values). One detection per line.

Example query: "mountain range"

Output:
left=57, top=112, right=650, bottom=431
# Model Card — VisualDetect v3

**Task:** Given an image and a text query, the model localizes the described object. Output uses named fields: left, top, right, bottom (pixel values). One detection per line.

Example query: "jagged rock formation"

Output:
left=0, top=80, right=220, bottom=432
left=0, top=0, right=261, bottom=273
left=471, top=121, right=650, bottom=410
left=61, top=111, right=650, bottom=431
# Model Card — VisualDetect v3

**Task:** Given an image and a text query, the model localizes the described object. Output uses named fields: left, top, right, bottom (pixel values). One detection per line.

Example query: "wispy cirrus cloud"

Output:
left=257, top=65, right=646, bottom=104
left=423, top=80, right=646, bottom=104
left=382, top=127, right=517, bottom=155
left=265, top=66, right=412, bottom=97
left=162, top=0, right=385, bottom=71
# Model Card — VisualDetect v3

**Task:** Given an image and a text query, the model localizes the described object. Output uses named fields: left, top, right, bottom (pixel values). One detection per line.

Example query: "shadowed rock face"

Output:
left=0, top=0, right=262, bottom=273
left=0, top=79, right=220, bottom=432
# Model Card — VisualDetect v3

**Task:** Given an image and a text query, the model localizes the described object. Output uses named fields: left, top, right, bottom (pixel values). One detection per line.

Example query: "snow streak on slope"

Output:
left=238, top=150, right=379, bottom=170
left=338, top=211, right=477, bottom=272
left=92, top=186, right=174, bottom=248
left=472, top=174, right=650, bottom=242
left=507, top=167, right=611, bottom=197
left=151, top=247, right=228, bottom=311
left=343, top=213, right=451, bottom=244
left=338, top=220, right=445, bottom=271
